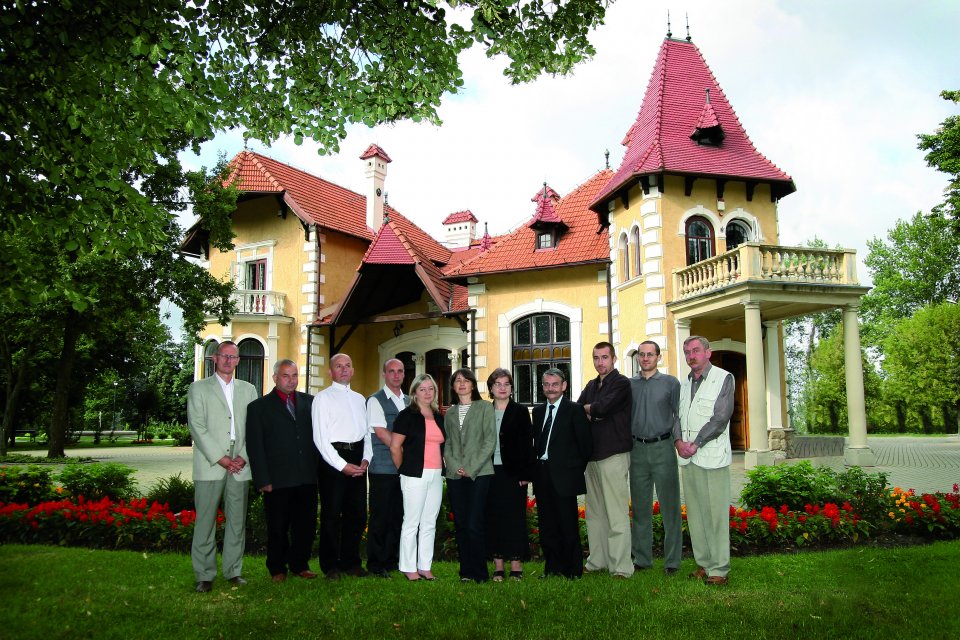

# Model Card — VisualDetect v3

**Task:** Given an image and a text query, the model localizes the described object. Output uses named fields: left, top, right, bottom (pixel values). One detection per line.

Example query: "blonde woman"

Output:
left=391, top=374, right=446, bottom=581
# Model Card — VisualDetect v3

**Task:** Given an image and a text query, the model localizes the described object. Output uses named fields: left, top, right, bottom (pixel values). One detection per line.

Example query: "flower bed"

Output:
left=1, top=485, right=957, bottom=556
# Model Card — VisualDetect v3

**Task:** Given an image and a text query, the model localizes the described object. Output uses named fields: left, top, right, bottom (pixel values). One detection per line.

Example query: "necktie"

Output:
left=538, top=404, right=555, bottom=459
left=285, top=394, right=296, bottom=419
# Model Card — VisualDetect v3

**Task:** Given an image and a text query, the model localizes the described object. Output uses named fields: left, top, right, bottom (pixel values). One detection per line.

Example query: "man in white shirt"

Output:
left=312, top=353, right=372, bottom=580
left=365, top=358, right=409, bottom=578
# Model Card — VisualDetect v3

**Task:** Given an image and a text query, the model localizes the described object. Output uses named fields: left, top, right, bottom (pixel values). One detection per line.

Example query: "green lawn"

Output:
left=1, top=541, right=957, bottom=640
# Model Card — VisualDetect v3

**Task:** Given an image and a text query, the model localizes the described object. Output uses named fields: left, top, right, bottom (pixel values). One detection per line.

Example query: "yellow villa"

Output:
left=183, top=33, right=874, bottom=468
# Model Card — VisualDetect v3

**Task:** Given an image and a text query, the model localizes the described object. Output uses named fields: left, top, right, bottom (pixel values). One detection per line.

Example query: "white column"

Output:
left=743, top=302, right=773, bottom=468
left=842, top=303, right=876, bottom=466
left=674, top=318, right=691, bottom=375
left=764, top=320, right=787, bottom=456
left=267, top=321, right=280, bottom=384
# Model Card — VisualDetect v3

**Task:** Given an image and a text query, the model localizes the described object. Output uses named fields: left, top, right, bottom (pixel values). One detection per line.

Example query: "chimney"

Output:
left=360, top=144, right=392, bottom=231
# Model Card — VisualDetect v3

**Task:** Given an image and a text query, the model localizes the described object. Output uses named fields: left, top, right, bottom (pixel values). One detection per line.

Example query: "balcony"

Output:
left=232, top=289, right=287, bottom=316
left=674, top=243, right=859, bottom=302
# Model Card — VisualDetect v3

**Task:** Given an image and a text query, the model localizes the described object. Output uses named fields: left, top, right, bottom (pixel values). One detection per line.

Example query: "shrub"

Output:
left=169, top=426, right=192, bottom=447
left=0, top=466, right=56, bottom=505
left=145, top=473, right=194, bottom=513
left=832, top=466, right=890, bottom=525
left=740, top=461, right=836, bottom=511
left=57, top=462, right=138, bottom=501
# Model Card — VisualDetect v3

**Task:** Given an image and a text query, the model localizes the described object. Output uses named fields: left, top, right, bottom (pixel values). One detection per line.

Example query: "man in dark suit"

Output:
left=533, top=367, right=593, bottom=579
left=246, top=359, right=320, bottom=583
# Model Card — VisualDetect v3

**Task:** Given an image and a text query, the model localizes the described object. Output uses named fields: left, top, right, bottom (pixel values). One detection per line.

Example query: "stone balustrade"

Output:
left=672, top=242, right=859, bottom=300
left=232, top=289, right=286, bottom=315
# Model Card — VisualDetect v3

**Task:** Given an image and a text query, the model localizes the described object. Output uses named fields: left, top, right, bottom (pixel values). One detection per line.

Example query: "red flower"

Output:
left=779, top=504, right=789, bottom=515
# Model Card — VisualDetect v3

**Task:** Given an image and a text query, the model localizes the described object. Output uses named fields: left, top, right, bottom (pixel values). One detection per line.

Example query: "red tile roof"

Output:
left=222, top=151, right=452, bottom=267
left=529, top=184, right=565, bottom=226
left=359, top=144, right=392, bottom=162
left=591, top=38, right=794, bottom=211
left=446, top=170, right=613, bottom=278
left=225, top=151, right=373, bottom=241
left=442, top=210, right=478, bottom=224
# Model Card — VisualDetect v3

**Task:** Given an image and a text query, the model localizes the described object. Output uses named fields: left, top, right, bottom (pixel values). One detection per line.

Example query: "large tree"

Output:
left=880, top=303, right=960, bottom=435
left=1, top=1, right=610, bottom=457
left=917, top=90, right=960, bottom=229
left=860, top=211, right=960, bottom=343
left=1, top=0, right=609, bottom=306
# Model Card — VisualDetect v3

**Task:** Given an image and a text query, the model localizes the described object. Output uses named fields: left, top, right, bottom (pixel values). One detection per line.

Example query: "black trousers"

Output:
left=535, top=461, right=583, bottom=578
left=447, top=475, right=492, bottom=582
left=485, top=465, right=529, bottom=560
left=366, top=473, right=403, bottom=572
left=263, top=483, right=318, bottom=576
left=318, top=445, right=367, bottom=574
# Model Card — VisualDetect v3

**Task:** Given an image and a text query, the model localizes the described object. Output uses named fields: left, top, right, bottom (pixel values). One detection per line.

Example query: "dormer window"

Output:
left=537, top=230, right=555, bottom=249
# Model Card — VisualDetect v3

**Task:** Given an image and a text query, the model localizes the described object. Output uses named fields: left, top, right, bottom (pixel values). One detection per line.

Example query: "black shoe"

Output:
left=228, top=576, right=247, bottom=586
left=371, top=569, right=392, bottom=579
left=325, top=570, right=342, bottom=581
left=633, top=564, right=651, bottom=572
left=343, top=567, right=368, bottom=578
left=664, top=567, right=679, bottom=576
left=195, top=581, right=212, bottom=593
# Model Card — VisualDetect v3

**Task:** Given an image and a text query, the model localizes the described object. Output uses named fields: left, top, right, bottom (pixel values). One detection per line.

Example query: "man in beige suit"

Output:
left=188, top=340, right=259, bottom=593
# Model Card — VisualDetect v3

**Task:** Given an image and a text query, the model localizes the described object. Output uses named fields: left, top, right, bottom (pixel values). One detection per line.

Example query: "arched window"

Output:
left=631, top=226, right=642, bottom=277
left=512, top=313, right=571, bottom=405
left=236, top=339, right=264, bottom=395
left=685, top=216, right=715, bottom=265
left=629, top=349, right=640, bottom=377
left=725, top=220, right=751, bottom=251
left=202, top=340, right=218, bottom=378
left=618, top=233, right=630, bottom=281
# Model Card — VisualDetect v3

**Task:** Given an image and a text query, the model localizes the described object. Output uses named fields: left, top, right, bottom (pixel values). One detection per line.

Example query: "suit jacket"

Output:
left=532, top=397, right=592, bottom=497
left=246, top=389, right=319, bottom=490
left=577, top=368, right=633, bottom=461
left=443, top=400, right=497, bottom=480
left=188, top=374, right=258, bottom=482
left=496, top=400, right=535, bottom=481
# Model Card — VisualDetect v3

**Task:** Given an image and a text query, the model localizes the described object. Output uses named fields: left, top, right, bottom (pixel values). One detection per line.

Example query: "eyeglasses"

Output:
left=216, top=354, right=239, bottom=361
left=637, top=352, right=658, bottom=358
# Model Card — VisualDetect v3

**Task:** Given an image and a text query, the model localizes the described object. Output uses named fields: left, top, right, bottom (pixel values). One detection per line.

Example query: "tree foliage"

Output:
left=1, top=0, right=609, bottom=307
left=0, top=1, right=610, bottom=455
left=917, top=89, right=960, bottom=226
left=880, top=303, right=960, bottom=434
left=804, top=326, right=886, bottom=434
left=861, top=212, right=960, bottom=342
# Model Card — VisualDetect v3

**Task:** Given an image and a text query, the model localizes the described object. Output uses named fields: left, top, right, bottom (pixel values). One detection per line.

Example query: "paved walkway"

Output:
left=14, top=436, right=960, bottom=501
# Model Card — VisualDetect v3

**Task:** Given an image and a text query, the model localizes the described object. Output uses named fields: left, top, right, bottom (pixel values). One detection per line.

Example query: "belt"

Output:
left=633, top=431, right=672, bottom=444
left=332, top=440, right=363, bottom=451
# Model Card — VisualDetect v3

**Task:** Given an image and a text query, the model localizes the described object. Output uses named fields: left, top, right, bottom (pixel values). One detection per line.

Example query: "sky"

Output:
left=182, top=0, right=960, bottom=288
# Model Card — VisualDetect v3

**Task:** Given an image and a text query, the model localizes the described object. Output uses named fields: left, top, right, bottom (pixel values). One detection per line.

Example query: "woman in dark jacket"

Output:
left=484, top=367, right=535, bottom=581
left=391, top=373, right=446, bottom=581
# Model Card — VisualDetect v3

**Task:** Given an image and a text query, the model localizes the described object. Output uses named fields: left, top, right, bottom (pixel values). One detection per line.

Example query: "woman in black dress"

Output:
left=484, top=367, right=535, bottom=581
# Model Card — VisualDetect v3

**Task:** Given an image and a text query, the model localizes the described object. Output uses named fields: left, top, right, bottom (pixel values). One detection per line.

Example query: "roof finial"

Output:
left=685, top=13, right=691, bottom=42
left=543, top=181, right=548, bottom=200
left=384, top=191, right=389, bottom=205
left=666, top=10, right=672, bottom=39
left=604, top=149, right=610, bottom=169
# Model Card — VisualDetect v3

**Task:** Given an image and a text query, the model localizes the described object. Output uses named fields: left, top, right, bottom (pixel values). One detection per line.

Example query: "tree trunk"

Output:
left=0, top=335, right=33, bottom=456
left=47, top=311, right=82, bottom=458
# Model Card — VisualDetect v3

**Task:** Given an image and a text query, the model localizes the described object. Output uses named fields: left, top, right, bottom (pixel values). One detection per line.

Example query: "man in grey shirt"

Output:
left=677, top=336, right=735, bottom=586
left=628, top=340, right=682, bottom=575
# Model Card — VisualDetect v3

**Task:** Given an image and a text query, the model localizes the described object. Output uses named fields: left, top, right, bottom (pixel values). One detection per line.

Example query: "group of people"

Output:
left=186, top=334, right=734, bottom=591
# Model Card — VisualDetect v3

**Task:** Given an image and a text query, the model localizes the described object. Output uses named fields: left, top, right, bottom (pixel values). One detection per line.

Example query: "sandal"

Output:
left=509, top=570, right=523, bottom=581
left=492, top=570, right=505, bottom=582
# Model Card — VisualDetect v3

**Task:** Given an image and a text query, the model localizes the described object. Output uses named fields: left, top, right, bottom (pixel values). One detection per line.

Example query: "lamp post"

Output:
left=110, top=380, right=119, bottom=434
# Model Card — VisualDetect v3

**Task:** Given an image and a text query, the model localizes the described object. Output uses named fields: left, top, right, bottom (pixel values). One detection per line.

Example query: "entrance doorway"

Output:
left=711, top=351, right=748, bottom=450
